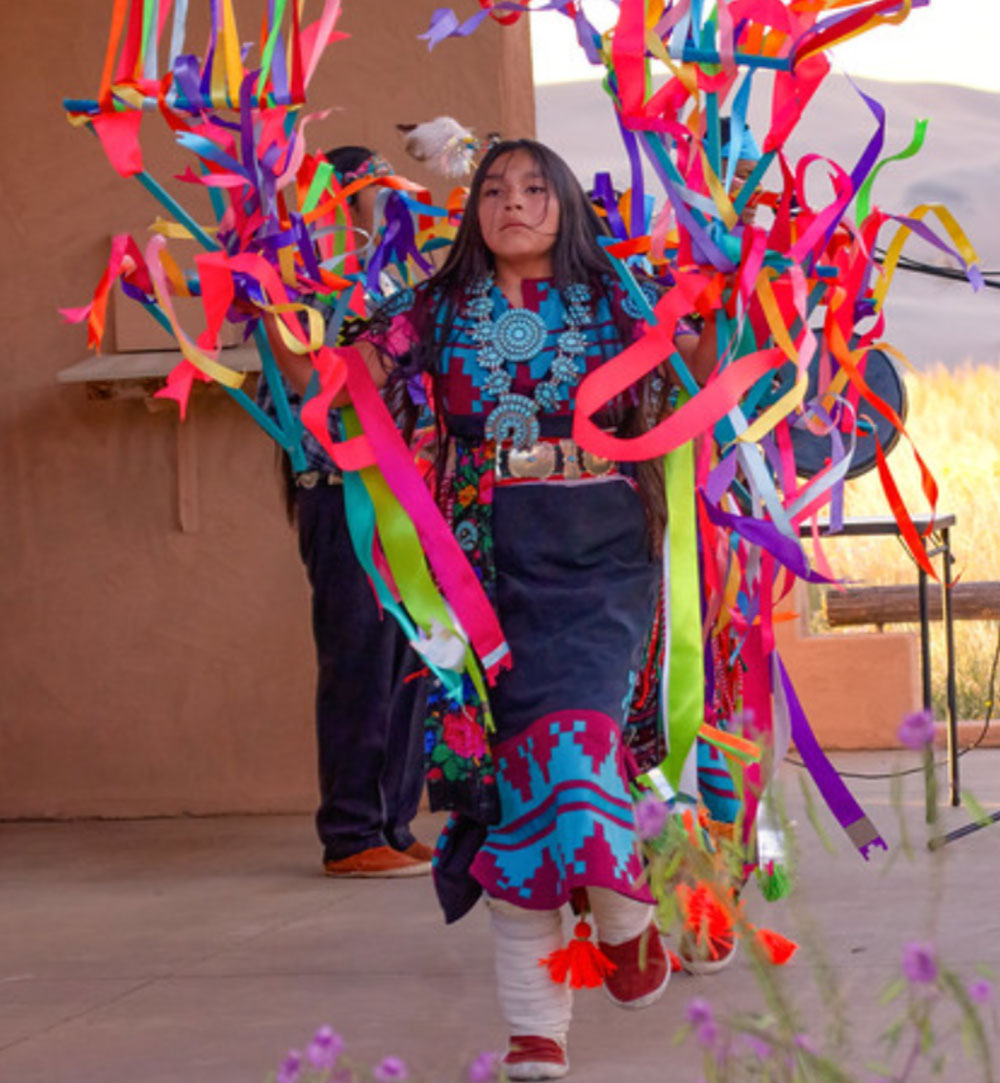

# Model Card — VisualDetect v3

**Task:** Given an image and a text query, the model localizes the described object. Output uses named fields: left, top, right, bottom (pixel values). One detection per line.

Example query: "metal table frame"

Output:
left=798, top=514, right=958, bottom=804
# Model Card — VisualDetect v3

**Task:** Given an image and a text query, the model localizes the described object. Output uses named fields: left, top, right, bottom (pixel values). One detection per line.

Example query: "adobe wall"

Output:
left=774, top=583, right=922, bottom=749
left=0, top=1, right=534, bottom=818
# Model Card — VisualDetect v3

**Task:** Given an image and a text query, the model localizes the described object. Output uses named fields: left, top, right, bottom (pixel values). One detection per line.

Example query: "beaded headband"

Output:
left=335, top=153, right=394, bottom=185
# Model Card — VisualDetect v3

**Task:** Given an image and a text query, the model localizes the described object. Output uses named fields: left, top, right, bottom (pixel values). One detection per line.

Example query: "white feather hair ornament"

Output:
left=396, top=116, right=487, bottom=178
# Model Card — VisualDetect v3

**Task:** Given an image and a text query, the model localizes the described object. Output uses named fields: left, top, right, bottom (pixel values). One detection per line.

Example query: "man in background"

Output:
left=259, top=145, right=431, bottom=878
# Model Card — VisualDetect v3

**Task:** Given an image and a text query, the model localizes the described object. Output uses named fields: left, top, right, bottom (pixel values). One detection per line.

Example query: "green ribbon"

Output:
left=256, top=0, right=289, bottom=101
left=855, top=118, right=929, bottom=224
left=661, top=428, right=705, bottom=790
left=342, top=409, right=465, bottom=700
left=302, top=160, right=334, bottom=215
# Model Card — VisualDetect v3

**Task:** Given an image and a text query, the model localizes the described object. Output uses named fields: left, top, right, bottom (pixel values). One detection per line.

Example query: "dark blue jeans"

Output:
left=297, top=483, right=426, bottom=861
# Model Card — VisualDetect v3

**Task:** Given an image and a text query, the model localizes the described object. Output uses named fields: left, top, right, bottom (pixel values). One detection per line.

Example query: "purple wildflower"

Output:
left=307, top=1026, right=344, bottom=1070
left=276, top=1050, right=302, bottom=1083
left=635, top=794, right=669, bottom=840
left=794, top=1033, right=819, bottom=1056
left=969, top=978, right=993, bottom=1004
left=902, top=941, right=938, bottom=984
left=373, top=1055, right=410, bottom=1083
left=686, top=997, right=714, bottom=1026
left=898, top=709, right=936, bottom=750
left=466, top=1050, right=501, bottom=1082
left=742, top=1034, right=772, bottom=1059
left=685, top=997, right=718, bottom=1046
left=695, top=1018, right=719, bottom=1047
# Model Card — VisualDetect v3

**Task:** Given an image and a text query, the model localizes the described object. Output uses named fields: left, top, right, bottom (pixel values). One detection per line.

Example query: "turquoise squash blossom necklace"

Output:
left=463, top=276, right=592, bottom=449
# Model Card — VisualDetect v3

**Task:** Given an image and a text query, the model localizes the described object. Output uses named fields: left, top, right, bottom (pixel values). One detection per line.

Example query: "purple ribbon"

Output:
left=615, top=113, right=646, bottom=238
left=269, top=26, right=290, bottom=103
left=292, top=214, right=323, bottom=284
left=171, top=55, right=203, bottom=110
left=591, top=172, right=628, bottom=240
left=700, top=496, right=835, bottom=585
left=794, top=80, right=885, bottom=263
left=776, top=653, right=887, bottom=860
left=659, top=174, right=736, bottom=272
left=200, top=0, right=219, bottom=101
left=704, top=448, right=738, bottom=507
left=258, top=140, right=287, bottom=222
left=572, top=6, right=604, bottom=64
left=365, top=218, right=398, bottom=291
left=390, top=194, right=432, bottom=275
left=239, top=73, right=262, bottom=193
left=419, top=7, right=491, bottom=49
left=174, top=132, right=252, bottom=180
left=791, top=401, right=848, bottom=532
left=421, top=2, right=580, bottom=50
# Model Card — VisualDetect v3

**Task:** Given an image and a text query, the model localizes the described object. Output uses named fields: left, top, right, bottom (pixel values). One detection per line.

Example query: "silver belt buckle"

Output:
left=506, top=441, right=558, bottom=480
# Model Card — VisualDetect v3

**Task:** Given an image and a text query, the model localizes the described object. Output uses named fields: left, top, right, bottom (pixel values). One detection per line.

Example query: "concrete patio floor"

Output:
left=3, top=750, right=999, bottom=1083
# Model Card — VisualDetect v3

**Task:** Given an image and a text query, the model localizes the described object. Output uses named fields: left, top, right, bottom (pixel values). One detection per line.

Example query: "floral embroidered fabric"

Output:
left=423, top=440, right=502, bottom=824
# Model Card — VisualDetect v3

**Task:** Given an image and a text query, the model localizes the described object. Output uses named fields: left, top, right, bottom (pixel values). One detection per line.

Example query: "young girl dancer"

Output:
left=362, top=140, right=713, bottom=1079
left=272, top=138, right=713, bottom=1079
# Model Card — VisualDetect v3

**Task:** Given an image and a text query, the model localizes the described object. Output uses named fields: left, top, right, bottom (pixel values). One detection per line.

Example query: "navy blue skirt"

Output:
left=489, top=476, right=660, bottom=740
left=434, top=475, right=660, bottom=920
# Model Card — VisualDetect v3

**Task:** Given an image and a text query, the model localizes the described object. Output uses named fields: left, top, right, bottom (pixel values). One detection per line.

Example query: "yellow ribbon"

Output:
left=699, top=148, right=739, bottom=231
left=220, top=0, right=244, bottom=107
left=873, top=202, right=980, bottom=310
left=737, top=269, right=808, bottom=444
left=260, top=300, right=325, bottom=356
left=150, top=217, right=219, bottom=240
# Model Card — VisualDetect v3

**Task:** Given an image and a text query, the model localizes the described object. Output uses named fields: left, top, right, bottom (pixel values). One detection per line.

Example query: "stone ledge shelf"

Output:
left=57, top=345, right=260, bottom=387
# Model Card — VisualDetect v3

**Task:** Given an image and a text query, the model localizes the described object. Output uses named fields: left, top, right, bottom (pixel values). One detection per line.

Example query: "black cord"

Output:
left=873, top=246, right=1000, bottom=290
left=960, top=616, right=1000, bottom=752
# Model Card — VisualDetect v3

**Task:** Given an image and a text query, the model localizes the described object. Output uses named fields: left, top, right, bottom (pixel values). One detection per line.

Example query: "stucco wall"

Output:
left=0, top=1, right=534, bottom=818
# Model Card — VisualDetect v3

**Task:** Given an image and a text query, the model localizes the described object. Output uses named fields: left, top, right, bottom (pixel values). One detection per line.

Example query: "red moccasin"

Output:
left=502, top=1035, right=569, bottom=1081
left=599, top=924, right=671, bottom=1009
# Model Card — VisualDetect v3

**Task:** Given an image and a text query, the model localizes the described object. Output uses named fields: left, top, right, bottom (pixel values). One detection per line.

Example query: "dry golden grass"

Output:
left=813, top=363, right=1000, bottom=720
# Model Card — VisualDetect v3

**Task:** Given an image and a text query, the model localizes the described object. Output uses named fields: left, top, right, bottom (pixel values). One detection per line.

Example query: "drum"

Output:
left=767, top=342, right=907, bottom=480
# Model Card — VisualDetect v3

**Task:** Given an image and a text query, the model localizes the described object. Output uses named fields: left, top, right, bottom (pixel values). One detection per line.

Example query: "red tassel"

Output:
left=678, top=881, right=735, bottom=943
left=539, top=920, right=618, bottom=989
left=755, top=927, right=798, bottom=966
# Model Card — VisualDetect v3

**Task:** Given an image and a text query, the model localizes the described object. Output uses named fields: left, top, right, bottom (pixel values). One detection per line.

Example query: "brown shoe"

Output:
left=323, top=845, right=431, bottom=878
left=402, top=840, right=435, bottom=863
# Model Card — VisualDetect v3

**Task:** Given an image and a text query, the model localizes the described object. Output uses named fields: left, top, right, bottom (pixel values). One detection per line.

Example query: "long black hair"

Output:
left=374, top=139, right=670, bottom=545
left=377, top=139, right=637, bottom=388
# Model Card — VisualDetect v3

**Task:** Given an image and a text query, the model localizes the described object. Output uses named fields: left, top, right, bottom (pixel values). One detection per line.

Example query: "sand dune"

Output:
left=536, top=75, right=1000, bottom=370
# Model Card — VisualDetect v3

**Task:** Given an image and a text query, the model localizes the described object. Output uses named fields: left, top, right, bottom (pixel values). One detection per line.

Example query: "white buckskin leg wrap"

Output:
left=486, top=897, right=572, bottom=1043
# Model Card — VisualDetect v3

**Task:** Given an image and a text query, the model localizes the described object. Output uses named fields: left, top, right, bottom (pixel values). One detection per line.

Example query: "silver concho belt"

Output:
left=294, top=470, right=343, bottom=489
left=494, top=437, right=616, bottom=484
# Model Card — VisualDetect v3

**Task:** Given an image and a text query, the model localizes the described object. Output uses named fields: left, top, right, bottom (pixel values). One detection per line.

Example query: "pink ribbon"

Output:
left=303, top=345, right=512, bottom=685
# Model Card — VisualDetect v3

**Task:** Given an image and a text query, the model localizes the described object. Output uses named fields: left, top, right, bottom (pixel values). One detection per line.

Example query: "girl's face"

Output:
left=477, top=150, right=560, bottom=275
